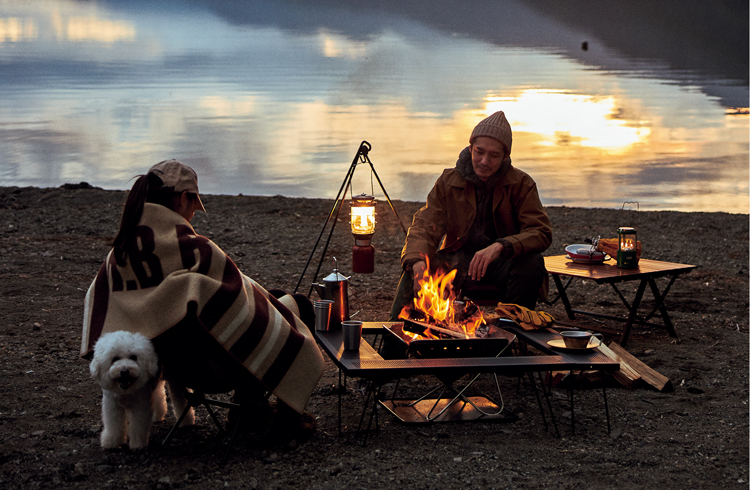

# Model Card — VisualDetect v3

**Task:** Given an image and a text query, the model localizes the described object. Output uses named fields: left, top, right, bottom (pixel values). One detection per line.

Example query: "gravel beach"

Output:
left=0, top=185, right=747, bottom=489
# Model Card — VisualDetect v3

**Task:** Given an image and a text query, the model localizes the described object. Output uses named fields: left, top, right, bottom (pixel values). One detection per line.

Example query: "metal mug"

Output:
left=341, top=320, right=363, bottom=351
left=313, top=299, right=334, bottom=332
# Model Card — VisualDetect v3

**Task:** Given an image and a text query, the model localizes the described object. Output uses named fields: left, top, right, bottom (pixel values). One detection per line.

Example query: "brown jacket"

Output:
left=401, top=166, right=552, bottom=267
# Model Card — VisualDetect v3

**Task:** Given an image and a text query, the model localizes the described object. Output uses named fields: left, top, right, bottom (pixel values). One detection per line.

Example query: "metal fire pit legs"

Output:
left=379, top=323, right=519, bottom=424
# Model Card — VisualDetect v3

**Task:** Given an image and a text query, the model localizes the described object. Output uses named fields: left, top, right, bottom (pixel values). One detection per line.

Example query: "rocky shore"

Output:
left=0, top=185, right=747, bottom=489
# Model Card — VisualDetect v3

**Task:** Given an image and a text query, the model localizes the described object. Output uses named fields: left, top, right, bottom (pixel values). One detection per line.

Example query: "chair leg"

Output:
left=203, top=403, right=227, bottom=435
left=163, top=403, right=194, bottom=447
left=220, top=411, right=242, bottom=466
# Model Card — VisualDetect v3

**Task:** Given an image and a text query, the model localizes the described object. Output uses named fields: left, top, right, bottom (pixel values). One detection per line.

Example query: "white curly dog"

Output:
left=90, top=331, right=194, bottom=450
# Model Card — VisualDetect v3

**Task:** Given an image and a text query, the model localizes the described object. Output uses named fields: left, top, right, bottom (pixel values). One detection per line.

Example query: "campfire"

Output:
left=398, top=257, right=487, bottom=339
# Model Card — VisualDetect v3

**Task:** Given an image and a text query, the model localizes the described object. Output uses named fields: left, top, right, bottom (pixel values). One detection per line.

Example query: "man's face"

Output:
left=470, top=136, right=507, bottom=181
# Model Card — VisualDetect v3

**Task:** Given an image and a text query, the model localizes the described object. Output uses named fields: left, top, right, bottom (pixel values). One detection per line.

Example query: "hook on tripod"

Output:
left=358, top=141, right=371, bottom=157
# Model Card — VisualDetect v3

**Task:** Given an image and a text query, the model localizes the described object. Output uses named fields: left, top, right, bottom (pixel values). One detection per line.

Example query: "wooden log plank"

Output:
left=607, top=342, right=673, bottom=392
left=593, top=339, right=642, bottom=389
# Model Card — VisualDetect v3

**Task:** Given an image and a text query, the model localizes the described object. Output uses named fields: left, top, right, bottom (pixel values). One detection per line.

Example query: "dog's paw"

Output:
left=101, top=431, right=127, bottom=450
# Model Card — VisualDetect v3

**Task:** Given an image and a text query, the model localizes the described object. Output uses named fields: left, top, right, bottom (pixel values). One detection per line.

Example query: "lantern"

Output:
left=617, top=227, right=638, bottom=269
left=350, top=194, right=376, bottom=273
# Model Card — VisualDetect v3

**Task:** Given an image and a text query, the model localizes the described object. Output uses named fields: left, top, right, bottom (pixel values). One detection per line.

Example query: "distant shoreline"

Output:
left=8, top=183, right=747, bottom=217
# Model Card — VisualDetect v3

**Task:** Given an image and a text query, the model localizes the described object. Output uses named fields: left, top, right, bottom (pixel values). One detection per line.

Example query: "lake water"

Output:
left=1, top=0, right=748, bottom=213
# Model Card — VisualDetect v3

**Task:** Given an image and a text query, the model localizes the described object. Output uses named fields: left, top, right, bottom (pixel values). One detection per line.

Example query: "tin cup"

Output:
left=561, top=330, right=592, bottom=349
left=313, top=300, right=334, bottom=332
left=341, top=320, right=363, bottom=351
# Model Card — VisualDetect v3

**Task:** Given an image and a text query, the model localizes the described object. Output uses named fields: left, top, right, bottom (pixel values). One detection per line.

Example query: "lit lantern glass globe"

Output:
left=350, top=194, right=376, bottom=273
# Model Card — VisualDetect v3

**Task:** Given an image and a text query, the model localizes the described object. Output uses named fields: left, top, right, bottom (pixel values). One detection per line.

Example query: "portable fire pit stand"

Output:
left=313, top=322, right=620, bottom=445
left=379, top=322, right=520, bottom=424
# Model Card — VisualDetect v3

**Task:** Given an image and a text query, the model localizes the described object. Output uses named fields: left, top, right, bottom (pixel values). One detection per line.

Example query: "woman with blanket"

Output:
left=81, top=160, right=324, bottom=445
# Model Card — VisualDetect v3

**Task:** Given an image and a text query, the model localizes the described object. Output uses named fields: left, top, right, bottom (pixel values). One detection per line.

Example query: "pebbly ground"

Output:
left=0, top=185, right=747, bottom=489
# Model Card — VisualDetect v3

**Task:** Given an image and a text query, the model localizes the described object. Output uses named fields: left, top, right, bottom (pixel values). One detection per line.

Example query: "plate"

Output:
left=547, top=339, right=599, bottom=351
left=565, top=244, right=608, bottom=263
left=565, top=254, right=611, bottom=265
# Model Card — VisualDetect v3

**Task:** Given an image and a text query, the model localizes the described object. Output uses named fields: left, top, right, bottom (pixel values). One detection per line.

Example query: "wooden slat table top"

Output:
left=544, top=255, right=696, bottom=283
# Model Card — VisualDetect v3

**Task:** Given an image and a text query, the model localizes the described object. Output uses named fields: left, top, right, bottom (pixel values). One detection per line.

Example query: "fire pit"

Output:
left=390, top=318, right=515, bottom=359
left=377, top=261, right=521, bottom=423
left=379, top=318, right=518, bottom=424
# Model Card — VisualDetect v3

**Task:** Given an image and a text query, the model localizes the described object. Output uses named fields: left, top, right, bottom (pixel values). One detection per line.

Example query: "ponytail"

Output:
left=113, top=174, right=150, bottom=266
left=113, top=172, right=177, bottom=266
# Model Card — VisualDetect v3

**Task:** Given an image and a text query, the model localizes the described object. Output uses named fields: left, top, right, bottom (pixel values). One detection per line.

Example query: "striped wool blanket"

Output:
left=81, top=203, right=324, bottom=413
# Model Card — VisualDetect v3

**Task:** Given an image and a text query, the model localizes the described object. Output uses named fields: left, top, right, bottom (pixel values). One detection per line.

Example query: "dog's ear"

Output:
left=144, top=342, right=161, bottom=380
left=90, top=352, right=102, bottom=379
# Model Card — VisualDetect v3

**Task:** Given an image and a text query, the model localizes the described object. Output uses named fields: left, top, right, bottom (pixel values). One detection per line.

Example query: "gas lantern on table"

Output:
left=617, top=227, right=638, bottom=269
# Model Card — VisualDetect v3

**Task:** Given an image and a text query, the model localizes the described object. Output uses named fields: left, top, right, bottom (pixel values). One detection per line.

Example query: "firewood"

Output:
left=596, top=238, right=642, bottom=260
left=594, top=339, right=642, bottom=389
left=607, top=342, right=673, bottom=392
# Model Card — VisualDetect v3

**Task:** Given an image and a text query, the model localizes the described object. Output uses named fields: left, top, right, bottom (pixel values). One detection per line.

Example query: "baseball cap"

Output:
left=148, top=160, right=206, bottom=213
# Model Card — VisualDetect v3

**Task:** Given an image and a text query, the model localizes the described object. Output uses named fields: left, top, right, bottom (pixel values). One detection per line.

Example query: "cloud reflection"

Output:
left=489, top=90, right=651, bottom=154
left=64, top=15, right=135, bottom=43
left=0, top=17, right=36, bottom=42
left=1, top=2, right=135, bottom=44
left=0, top=0, right=746, bottom=214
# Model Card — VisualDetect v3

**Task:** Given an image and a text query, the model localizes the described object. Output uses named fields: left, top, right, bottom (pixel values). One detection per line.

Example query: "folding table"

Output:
left=544, top=256, right=696, bottom=347
left=313, top=322, right=619, bottom=442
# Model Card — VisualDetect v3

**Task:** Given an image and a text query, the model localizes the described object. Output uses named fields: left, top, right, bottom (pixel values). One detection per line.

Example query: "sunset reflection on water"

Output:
left=0, top=0, right=747, bottom=214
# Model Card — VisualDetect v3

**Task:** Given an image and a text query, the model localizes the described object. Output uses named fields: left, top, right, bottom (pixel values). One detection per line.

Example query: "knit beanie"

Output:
left=469, top=111, right=512, bottom=156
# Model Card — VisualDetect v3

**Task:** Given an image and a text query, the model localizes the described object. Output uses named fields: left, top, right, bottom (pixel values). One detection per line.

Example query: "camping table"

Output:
left=313, top=322, right=619, bottom=440
left=501, top=323, right=619, bottom=435
left=544, top=255, right=697, bottom=347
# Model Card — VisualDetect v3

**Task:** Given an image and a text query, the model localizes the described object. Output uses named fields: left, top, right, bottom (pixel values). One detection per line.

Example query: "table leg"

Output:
left=602, top=386, right=611, bottom=435
left=355, top=380, right=379, bottom=446
left=569, top=381, right=575, bottom=437
left=648, top=276, right=678, bottom=338
left=552, top=275, right=576, bottom=320
left=337, top=369, right=342, bottom=437
left=619, top=279, right=648, bottom=347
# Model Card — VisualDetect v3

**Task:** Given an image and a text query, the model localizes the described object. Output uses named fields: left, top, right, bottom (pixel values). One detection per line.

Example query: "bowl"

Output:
left=560, top=331, right=593, bottom=349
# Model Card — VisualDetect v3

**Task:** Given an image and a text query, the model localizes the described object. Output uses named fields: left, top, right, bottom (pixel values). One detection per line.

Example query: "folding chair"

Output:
left=153, top=302, right=258, bottom=465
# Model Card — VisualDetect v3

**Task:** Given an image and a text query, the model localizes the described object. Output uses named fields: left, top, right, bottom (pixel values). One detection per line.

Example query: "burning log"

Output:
left=403, top=318, right=469, bottom=339
left=398, top=257, right=488, bottom=339
left=401, top=302, right=486, bottom=339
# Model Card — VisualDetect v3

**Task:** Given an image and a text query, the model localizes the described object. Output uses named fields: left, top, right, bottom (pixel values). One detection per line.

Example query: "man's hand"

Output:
left=469, top=242, right=503, bottom=281
left=411, top=260, right=427, bottom=295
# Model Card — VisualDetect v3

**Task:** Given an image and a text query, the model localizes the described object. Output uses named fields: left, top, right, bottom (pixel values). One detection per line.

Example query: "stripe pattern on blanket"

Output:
left=81, top=203, right=324, bottom=413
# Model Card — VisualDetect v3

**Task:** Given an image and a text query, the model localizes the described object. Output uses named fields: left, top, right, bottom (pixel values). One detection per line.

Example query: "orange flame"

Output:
left=398, top=256, right=485, bottom=338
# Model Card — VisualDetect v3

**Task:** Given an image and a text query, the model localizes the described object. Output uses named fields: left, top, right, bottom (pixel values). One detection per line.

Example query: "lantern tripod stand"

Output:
left=294, top=140, right=408, bottom=296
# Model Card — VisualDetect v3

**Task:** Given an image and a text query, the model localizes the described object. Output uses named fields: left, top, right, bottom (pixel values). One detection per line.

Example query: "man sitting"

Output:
left=389, top=111, right=552, bottom=321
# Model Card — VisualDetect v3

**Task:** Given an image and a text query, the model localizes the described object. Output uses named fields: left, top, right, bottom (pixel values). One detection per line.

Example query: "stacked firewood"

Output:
left=596, top=238, right=643, bottom=260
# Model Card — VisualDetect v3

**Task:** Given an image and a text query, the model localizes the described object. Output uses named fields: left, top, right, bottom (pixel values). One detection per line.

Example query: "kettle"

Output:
left=312, top=257, right=350, bottom=329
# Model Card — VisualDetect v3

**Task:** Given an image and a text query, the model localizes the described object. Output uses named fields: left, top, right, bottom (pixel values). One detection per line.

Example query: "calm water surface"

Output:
left=1, top=0, right=748, bottom=213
